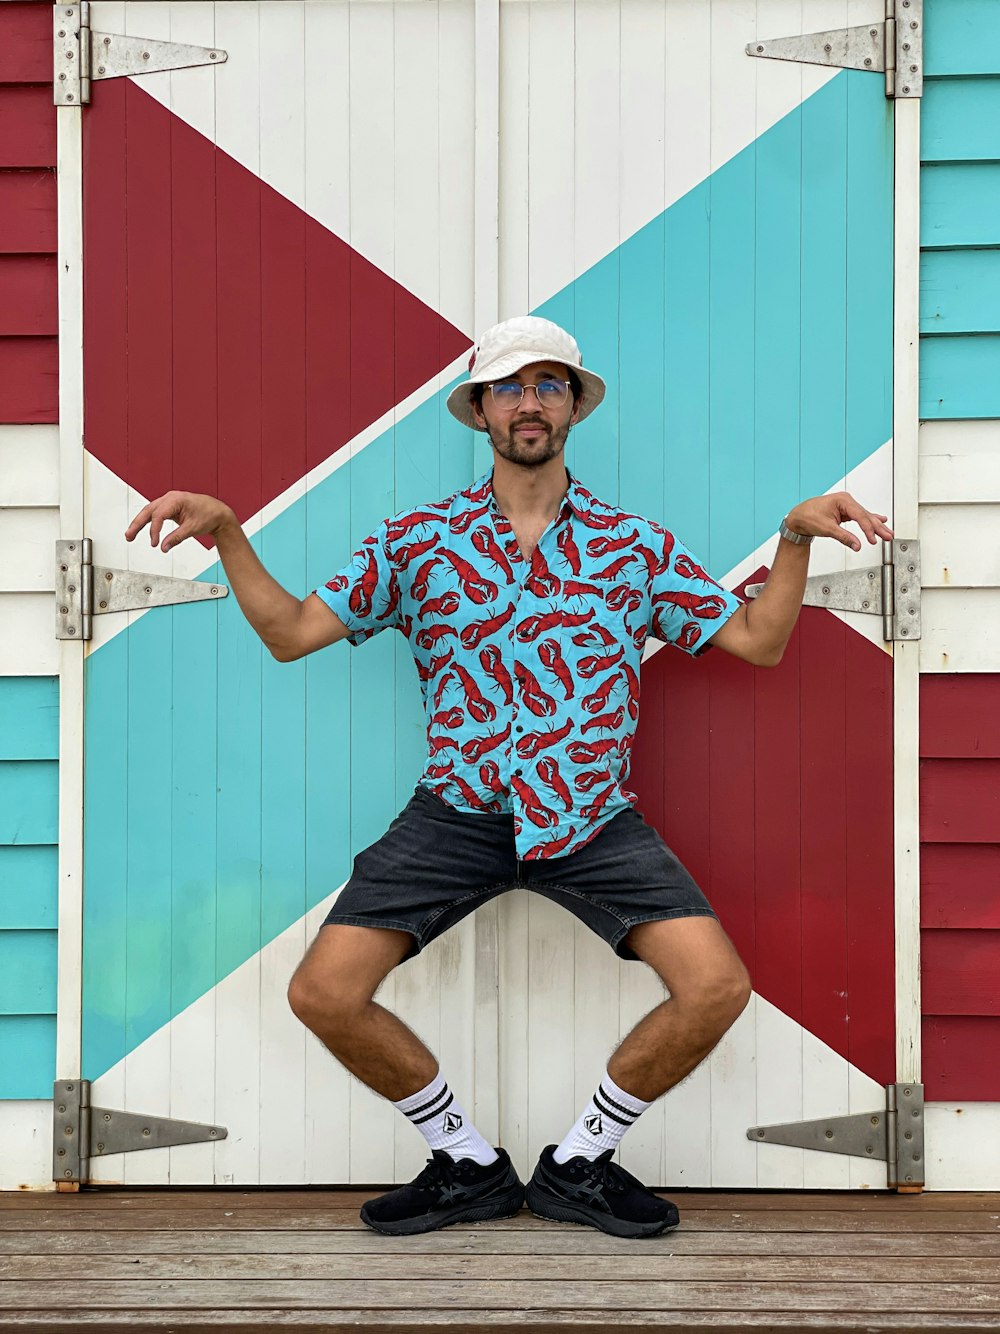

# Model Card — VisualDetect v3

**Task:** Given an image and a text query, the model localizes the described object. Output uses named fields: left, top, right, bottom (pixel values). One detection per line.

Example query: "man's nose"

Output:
left=520, top=385, right=545, bottom=406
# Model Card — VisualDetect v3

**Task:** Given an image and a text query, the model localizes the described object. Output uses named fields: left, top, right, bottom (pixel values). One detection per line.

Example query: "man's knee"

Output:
left=286, top=923, right=411, bottom=1035
left=683, top=958, right=752, bottom=1036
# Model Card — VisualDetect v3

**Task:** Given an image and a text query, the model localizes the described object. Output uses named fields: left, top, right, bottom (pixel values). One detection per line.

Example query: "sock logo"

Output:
left=584, top=1114, right=603, bottom=1135
left=443, top=1112, right=463, bottom=1134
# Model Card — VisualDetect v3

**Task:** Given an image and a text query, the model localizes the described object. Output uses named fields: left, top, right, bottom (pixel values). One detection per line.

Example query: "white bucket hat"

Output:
left=447, top=315, right=606, bottom=431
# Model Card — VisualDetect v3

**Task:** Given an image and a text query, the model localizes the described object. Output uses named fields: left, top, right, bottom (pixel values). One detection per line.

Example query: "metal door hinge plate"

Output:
left=745, top=539, right=920, bottom=643
left=746, top=0, right=923, bottom=99
left=54, top=1080, right=228, bottom=1185
left=56, top=539, right=228, bottom=640
left=54, top=2, right=227, bottom=106
left=748, top=1083, right=924, bottom=1189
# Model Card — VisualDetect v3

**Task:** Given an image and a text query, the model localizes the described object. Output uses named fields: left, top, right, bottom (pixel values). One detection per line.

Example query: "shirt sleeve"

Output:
left=648, top=529, right=742, bottom=656
left=313, top=518, right=402, bottom=647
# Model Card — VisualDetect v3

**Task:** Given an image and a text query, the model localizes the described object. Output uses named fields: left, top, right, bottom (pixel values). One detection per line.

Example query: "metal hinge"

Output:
left=748, top=1083, right=924, bottom=1190
left=54, top=1080, right=228, bottom=1185
left=56, top=539, right=229, bottom=640
left=53, top=2, right=228, bottom=106
left=746, top=0, right=923, bottom=98
left=745, top=538, right=920, bottom=643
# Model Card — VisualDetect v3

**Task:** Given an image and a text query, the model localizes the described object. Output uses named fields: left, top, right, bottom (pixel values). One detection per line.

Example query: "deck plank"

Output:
left=4, top=1254, right=1000, bottom=1282
left=1, top=1228, right=998, bottom=1257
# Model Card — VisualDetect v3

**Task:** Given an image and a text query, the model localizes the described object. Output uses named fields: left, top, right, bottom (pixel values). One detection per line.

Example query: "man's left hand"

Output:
left=784, top=492, right=894, bottom=552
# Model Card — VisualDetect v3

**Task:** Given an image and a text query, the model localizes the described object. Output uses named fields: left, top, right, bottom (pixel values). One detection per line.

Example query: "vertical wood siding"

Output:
left=0, top=5, right=60, bottom=1101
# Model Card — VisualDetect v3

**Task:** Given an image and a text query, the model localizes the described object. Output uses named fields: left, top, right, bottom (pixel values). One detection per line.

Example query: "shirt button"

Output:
left=515, top=725, right=523, bottom=733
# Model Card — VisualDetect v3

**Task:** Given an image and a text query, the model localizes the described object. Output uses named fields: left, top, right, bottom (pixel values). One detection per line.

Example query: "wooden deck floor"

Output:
left=1, top=1187, right=999, bottom=1332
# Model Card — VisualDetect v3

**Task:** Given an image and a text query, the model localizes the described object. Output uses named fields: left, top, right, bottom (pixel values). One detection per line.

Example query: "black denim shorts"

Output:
left=322, top=784, right=716, bottom=961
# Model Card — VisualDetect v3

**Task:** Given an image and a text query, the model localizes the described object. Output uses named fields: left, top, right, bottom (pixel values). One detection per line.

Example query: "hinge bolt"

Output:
left=824, top=43, right=832, bottom=52
left=865, top=58, right=872, bottom=66
left=144, top=586, right=152, bottom=595
left=98, top=66, right=106, bottom=75
left=825, top=1129, right=834, bottom=1139
left=756, top=44, right=764, bottom=53
left=210, top=51, right=217, bottom=59
left=142, top=50, right=150, bottom=61
left=902, top=85, right=910, bottom=92
left=910, top=65, right=917, bottom=72
left=143, top=1128, right=151, bottom=1137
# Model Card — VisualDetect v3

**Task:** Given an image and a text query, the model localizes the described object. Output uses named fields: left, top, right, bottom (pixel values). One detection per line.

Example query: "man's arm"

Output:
left=125, top=490, right=349, bottom=661
left=710, top=491, right=894, bottom=667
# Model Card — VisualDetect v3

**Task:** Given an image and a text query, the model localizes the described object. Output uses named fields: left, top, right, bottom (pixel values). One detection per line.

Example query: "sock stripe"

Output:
left=411, top=1090, right=454, bottom=1125
left=597, top=1082, right=643, bottom=1119
left=405, top=1083, right=451, bottom=1120
left=592, top=1090, right=634, bottom=1127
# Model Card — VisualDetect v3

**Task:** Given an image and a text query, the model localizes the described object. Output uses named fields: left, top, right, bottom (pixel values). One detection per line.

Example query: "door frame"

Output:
left=892, top=97, right=922, bottom=1087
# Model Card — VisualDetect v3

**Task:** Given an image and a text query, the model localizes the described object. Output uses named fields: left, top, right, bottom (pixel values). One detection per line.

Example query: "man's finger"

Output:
left=149, top=505, right=174, bottom=548
left=161, top=522, right=190, bottom=553
left=124, top=503, right=153, bottom=541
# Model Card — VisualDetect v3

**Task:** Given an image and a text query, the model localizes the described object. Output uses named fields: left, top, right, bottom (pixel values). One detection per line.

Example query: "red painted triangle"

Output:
left=631, top=578, right=895, bottom=1086
left=83, top=79, right=471, bottom=523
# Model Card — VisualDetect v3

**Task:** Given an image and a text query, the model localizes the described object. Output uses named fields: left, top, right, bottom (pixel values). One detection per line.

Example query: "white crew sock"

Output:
left=552, top=1068, right=652, bottom=1163
left=392, top=1070, right=498, bottom=1166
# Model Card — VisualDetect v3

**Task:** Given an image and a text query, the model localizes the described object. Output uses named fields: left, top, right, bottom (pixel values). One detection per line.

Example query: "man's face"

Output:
left=471, top=360, right=581, bottom=468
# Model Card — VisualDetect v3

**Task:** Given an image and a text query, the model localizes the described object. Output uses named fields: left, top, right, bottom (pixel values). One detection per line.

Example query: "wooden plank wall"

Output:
left=918, top=0, right=1000, bottom=1103
left=0, top=1, right=60, bottom=1102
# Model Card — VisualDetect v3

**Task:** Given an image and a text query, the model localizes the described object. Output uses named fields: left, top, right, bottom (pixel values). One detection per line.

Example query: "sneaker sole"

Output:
left=525, top=1181, right=679, bottom=1239
left=360, top=1183, right=525, bottom=1236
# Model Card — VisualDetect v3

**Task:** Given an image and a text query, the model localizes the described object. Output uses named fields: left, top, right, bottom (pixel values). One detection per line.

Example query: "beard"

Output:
left=487, top=415, right=570, bottom=468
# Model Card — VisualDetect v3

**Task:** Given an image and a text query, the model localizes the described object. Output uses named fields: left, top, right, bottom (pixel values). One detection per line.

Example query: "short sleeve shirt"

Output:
left=316, top=467, right=741, bottom=860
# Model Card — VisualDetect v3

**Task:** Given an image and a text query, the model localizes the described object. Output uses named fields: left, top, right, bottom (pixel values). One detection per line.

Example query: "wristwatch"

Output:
left=779, top=516, right=813, bottom=545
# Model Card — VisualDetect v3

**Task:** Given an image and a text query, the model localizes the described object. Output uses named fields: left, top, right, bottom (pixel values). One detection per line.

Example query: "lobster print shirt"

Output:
left=316, top=467, right=741, bottom=860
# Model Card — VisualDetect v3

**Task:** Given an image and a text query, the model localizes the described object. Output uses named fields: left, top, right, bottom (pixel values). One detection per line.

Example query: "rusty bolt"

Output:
left=98, top=66, right=106, bottom=75
left=142, top=50, right=150, bottom=60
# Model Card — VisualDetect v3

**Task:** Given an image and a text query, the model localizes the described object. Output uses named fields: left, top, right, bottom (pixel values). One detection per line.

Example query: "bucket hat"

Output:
left=446, top=315, right=606, bottom=431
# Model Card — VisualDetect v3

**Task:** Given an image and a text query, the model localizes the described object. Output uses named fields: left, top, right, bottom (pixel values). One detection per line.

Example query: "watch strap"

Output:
left=779, top=516, right=813, bottom=545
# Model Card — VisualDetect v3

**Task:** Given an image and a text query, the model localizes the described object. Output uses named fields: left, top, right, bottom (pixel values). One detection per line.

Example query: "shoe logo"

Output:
left=585, top=1114, right=603, bottom=1135
left=443, top=1112, right=463, bottom=1134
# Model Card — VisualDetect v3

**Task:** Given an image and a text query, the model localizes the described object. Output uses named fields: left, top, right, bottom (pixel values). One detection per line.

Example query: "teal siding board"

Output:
left=921, top=79, right=1000, bottom=164
left=0, top=760, right=58, bottom=845
left=0, top=677, right=58, bottom=759
left=0, top=929, right=57, bottom=1014
left=924, top=0, right=1000, bottom=76
left=921, top=334, right=1000, bottom=418
left=0, top=846, right=57, bottom=929
left=921, top=250, right=1000, bottom=333
left=921, top=164, right=1000, bottom=249
left=0, top=1016, right=56, bottom=1099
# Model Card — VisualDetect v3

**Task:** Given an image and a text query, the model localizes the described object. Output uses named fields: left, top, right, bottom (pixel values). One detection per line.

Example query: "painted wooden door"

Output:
left=79, top=0, right=896, bottom=1187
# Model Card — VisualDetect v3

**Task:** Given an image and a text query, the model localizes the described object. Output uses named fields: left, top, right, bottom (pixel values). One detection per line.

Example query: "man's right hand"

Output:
left=125, top=491, right=237, bottom=553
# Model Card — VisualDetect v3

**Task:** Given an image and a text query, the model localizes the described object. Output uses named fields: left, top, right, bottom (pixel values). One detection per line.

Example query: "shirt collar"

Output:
left=468, top=466, right=590, bottom=524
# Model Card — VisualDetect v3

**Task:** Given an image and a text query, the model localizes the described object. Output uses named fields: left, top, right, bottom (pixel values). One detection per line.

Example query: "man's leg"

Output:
left=288, top=921, right=525, bottom=1234
left=609, top=915, right=751, bottom=1099
left=287, top=922, right=436, bottom=1100
left=526, top=916, right=750, bottom=1237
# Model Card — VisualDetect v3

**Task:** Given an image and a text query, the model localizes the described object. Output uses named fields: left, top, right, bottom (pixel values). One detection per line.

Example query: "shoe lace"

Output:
left=413, top=1153, right=466, bottom=1191
left=569, top=1153, right=628, bottom=1195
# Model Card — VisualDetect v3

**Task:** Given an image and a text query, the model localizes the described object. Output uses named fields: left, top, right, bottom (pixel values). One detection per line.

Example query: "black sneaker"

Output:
left=359, top=1148, right=525, bottom=1236
left=526, top=1144, right=679, bottom=1238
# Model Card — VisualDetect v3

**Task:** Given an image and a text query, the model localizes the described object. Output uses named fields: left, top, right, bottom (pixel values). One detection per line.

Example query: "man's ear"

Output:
left=470, top=391, right=487, bottom=431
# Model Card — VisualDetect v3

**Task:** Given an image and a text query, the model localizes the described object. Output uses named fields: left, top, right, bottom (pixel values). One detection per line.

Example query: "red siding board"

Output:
left=922, top=843, right=1000, bottom=928
left=921, top=758, right=1000, bottom=843
left=0, top=5, right=53, bottom=84
left=0, top=255, right=57, bottom=334
left=0, top=336, right=58, bottom=422
left=922, top=928, right=1000, bottom=1016
left=922, top=1016, right=1000, bottom=1102
left=0, top=172, right=57, bottom=253
left=0, top=87, right=57, bottom=168
left=921, top=675, right=1000, bottom=758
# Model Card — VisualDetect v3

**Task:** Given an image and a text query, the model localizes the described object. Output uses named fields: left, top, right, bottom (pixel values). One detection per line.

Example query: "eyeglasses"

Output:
left=488, top=378, right=571, bottom=410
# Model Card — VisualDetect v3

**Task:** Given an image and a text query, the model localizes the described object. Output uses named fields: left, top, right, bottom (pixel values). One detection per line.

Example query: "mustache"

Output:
left=511, top=417, right=549, bottom=431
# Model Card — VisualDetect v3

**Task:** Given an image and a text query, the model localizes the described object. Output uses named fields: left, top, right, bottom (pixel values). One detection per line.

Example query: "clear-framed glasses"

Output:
left=488, top=378, right=571, bottom=410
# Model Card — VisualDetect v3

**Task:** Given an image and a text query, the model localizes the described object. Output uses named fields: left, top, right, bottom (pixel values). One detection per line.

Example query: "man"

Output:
left=126, top=315, right=892, bottom=1239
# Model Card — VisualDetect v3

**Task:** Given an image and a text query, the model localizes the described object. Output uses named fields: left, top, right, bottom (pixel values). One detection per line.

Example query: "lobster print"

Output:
left=318, top=468, right=738, bottom=860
